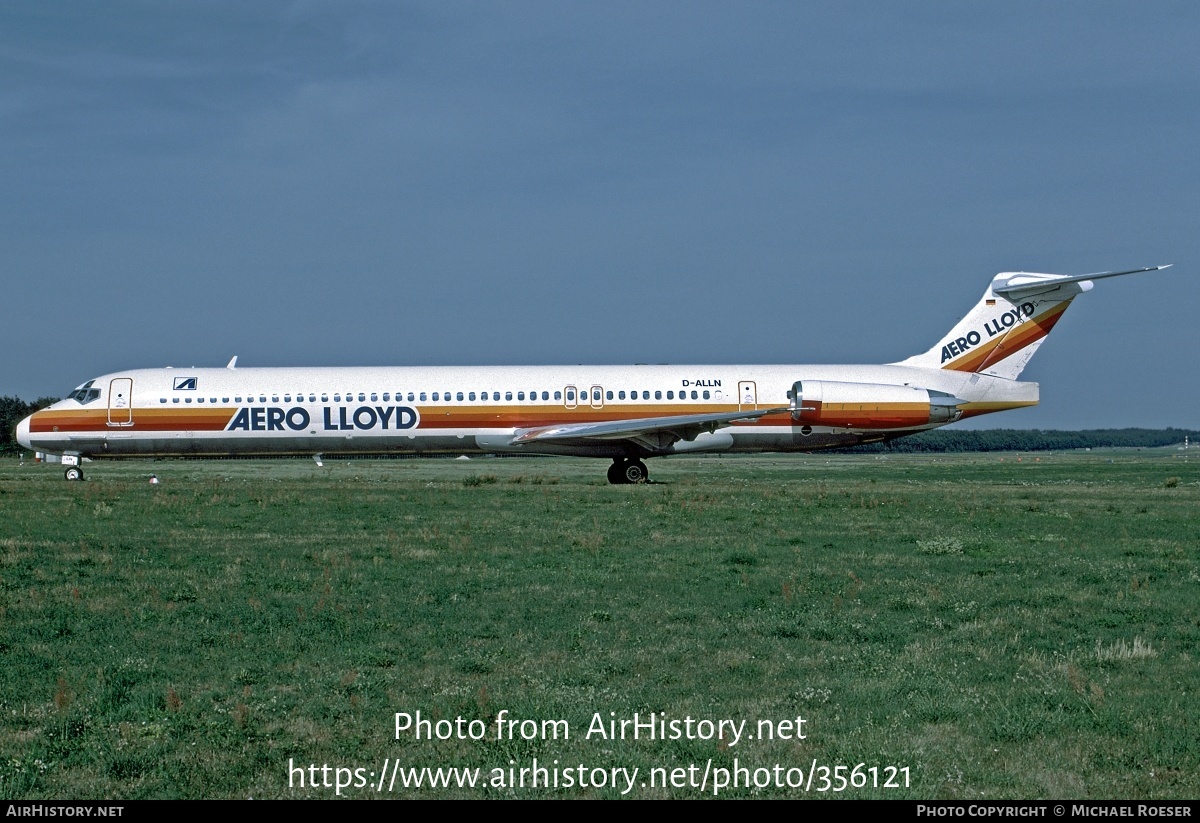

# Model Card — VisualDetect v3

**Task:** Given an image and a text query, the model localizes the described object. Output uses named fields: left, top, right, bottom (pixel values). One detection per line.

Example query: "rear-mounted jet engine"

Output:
left=788, top=380, right=963, bottom=430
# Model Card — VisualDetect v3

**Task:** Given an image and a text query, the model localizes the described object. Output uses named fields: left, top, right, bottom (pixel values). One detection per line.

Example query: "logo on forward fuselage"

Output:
left=225, top=405, right=420, bottom=433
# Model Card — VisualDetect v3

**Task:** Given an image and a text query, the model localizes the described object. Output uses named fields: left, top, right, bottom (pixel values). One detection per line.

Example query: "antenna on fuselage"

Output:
left=226, top=356, right=238, bottom=370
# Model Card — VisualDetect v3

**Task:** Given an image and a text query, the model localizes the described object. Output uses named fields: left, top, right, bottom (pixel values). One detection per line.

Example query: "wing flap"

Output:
left=510, top=408, right=787, bottom=449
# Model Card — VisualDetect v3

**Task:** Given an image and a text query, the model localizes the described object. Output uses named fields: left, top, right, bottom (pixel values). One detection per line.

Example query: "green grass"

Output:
left=0, top=451, right=1197, bottom=798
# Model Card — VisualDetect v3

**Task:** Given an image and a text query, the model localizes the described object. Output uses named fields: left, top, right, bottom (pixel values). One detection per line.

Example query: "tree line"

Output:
left=852, top=427, right=1199, bottom=453
left=0, top=396, right=59, bottom=454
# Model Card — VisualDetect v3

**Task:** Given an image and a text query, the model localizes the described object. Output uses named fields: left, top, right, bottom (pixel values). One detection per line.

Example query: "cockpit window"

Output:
left=67, top=380, right=101, bottom=405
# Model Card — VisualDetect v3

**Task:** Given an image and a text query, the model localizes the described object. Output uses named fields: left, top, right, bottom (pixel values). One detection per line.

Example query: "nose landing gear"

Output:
left=607, top=458, right=649, bottom=485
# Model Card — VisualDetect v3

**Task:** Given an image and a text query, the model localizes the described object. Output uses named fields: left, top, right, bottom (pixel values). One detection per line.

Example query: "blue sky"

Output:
left=3, top=2, right=1196, bottom=428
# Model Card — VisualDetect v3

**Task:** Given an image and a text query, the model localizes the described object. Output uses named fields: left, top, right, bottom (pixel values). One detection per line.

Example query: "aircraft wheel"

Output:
left=64, top=466, right=84, bottom=481
left=607, top=461, right=627, bottom=485
left=622, top=460, right=648, bottom=484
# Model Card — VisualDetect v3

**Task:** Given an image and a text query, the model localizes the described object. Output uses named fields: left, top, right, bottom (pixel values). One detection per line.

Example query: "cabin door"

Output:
left=738, top=381, right=757, bottom=411
left=108, top=378, right=134, bottom=426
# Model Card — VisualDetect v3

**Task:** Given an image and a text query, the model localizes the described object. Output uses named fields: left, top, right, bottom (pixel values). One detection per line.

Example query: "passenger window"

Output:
left=691, top=390, right=698, bottom=400
left=407, top=392, right=415, bottom=402
left=320, top=394, right=328, bottom=402
left=542, top=391, right=549, bottom=401
left=283, top=395, right=290, bottom=403
left=667, top=391, right=674, bottom=400
left=198, top=397, right=205, bottom=403
left=223, top=397, right=229, bottom=403
left=469, top=392, right=476, bottom=401
left=567, top=389, right=575, bottom=401
left=419, top=392, right=427, bottom=402
left=493, top=392, right=500, bottom=401
left=703, top=390, right=710, bottom=400
left=618, top=391, right=625, bottom=400
left=456, top=392, right=464, bottom=401
left=480, top=391, right=487, bottom=402
left=505, top=392, right=513, bottom=401
left=334, top=394, right=341, bottom=402
left=371, top=393, right=378, bottom=402
left=517, top=392, right=525, bottom=401
left=382, top=393, right=389, bottom=401
left=172, top=398, right=180, bottom=404
left=432, top=392, right=439, bottom=401
left=554, top=391, right=562, bottom=400
left=606, top=391, right=613, bottom=400
left=159, top=398, right=166, bottom=404
left=185, top=398, right=193, bottom=404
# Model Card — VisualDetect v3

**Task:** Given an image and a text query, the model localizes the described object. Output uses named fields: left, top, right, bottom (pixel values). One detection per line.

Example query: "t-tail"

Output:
left=893, top=266, right=1172, bottom=380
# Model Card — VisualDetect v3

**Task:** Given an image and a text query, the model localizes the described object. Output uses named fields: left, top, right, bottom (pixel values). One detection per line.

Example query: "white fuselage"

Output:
left=18, top=363, right=1037, bottom=460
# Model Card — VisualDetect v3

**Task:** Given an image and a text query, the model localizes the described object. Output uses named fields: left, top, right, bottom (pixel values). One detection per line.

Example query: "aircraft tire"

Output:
left=607, top=461, right=627, bottom=485
left=622, top=460, right=648, bottom=484
left=64, top=467, right=84, bottom=481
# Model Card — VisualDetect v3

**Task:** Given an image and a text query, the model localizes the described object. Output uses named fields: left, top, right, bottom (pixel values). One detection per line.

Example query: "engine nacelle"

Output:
left=787, top=380, right=963, bottom=429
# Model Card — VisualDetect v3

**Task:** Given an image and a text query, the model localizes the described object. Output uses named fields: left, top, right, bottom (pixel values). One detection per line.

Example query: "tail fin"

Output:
left=894, top=266, right=1171, bottom=380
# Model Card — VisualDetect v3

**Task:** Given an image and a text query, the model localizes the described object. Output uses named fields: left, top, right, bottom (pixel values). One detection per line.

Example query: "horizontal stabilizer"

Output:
left=993, top=265, right=1171, bottom=299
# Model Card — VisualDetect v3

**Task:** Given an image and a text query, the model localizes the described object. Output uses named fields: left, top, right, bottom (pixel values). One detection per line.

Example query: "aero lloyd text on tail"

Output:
left=16, top=265, right=1171, bottom=484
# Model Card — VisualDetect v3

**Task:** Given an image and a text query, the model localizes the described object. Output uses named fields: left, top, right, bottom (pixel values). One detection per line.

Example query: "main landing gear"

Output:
left=64, top=466, right=84, bottom=481
left=607, top=458, right=649, bottom=485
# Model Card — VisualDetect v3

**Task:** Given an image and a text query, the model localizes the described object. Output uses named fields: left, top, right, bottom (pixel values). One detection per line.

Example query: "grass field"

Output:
left=0, top=450, right=1197, bottom=799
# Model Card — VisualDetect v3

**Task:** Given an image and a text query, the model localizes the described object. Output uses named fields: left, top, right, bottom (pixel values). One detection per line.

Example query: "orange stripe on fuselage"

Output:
left=29, top=408, right=237, bottom=433
left=30, top=402, right=959, bottom=436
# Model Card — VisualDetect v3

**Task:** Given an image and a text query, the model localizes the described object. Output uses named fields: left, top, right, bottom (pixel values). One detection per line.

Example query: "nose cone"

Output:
left=16, top=414, right=33, bottom=450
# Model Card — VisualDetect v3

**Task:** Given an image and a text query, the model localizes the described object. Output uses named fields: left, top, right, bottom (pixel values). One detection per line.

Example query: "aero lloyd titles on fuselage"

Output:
left=226, top=405, right=420, bottom=433
left=941, top=302, right=1036, bottom=363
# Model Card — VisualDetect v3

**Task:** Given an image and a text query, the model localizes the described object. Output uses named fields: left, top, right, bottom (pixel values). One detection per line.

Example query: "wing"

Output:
left=510, top=407, right=788, bottom=452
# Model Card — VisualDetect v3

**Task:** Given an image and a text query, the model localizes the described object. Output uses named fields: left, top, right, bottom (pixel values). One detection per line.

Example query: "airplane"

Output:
left=16, top=265, right=1171, bottom=484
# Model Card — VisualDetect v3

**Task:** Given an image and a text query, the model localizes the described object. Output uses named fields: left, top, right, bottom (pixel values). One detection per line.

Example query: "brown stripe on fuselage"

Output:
left=30, top=400, right=967, bottom=437
left=29, top=407, right=237, bottom=433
